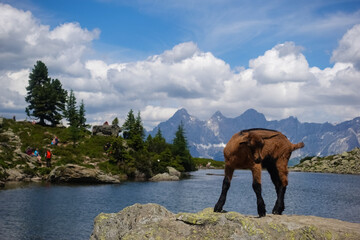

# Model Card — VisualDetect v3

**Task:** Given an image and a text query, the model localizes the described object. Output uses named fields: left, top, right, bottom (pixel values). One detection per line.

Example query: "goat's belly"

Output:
left=231, top=160, right=253, bottom=170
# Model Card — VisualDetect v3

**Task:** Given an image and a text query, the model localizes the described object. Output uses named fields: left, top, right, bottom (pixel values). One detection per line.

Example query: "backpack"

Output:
left=46, top=150, right=51, bottom=159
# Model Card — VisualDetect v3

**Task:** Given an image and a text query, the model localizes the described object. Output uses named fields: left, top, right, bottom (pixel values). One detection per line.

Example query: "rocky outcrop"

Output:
left=91, top=203, right=360, bottom=240
left=149, top=166, right=181, bottom=181
left=48, top=164, right=120, bottom=184
left=92, top=124, right=121, bottom=137
left=291, top=147, right=360, bottom=174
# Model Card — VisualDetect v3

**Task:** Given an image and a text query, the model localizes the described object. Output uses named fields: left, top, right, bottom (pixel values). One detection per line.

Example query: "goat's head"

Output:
left=238, top=132, right=264, bottom=163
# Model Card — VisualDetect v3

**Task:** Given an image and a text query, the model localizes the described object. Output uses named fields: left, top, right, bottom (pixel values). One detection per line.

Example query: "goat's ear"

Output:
left=238, top=132, right=250, bottom=145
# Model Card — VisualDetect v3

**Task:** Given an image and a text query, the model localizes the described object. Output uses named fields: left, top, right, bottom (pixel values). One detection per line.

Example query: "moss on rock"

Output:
left=90, top=203, right=360, bottom=240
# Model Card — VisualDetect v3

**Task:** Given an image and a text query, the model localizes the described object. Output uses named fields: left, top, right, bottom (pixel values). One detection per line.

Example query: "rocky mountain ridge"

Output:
left=148, top=108, right=360, bottom=163
left=91, top=203, right=360, bottom=240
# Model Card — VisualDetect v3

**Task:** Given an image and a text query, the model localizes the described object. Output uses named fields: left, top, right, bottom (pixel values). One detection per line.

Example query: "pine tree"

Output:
left=65, top=90, right=80, bottom=147
left=172, top=122, right=195, bottom=171
left=65, top=90, right=78, bottom=127
left=48, top=78, right=67, bottom=125
left=25, top=61, right=67, bottom=125
left=151, top=128, right=167, bottom=154
left=112, top=117, right=119, bottom=126
left=122, top=109, right=135, bottom=140
left=122, top=110, right=145, bottom=151
left=135, top=111, right=145, bottom=139
left=131, top=111, right=145, bottom=151
left=78, top=100, right=88, bottom=130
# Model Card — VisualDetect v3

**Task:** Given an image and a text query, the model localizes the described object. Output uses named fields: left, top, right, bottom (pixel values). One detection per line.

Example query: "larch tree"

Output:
left=25, top=61, right=67, bottom=126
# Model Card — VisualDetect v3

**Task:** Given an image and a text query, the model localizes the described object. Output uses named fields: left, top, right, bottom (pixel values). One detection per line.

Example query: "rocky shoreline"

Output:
left=1, top=164, right=184, bottom=187
left=291, top=148, right=360, bottom=174
left=91, top=203, right=360, bottom=240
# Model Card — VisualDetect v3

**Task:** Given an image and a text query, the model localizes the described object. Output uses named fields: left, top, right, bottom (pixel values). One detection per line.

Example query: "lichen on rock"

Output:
left=90, top=203, right=360, bottom=240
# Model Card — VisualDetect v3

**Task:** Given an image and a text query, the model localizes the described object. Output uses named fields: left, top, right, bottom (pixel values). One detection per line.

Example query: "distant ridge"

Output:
left=147, top=108, right=360, bottom=164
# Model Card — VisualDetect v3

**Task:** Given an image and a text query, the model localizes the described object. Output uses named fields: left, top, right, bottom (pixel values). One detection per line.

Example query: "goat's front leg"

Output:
left=252, top=164, right=266, bottom=217
left=214, top=165, right=234, bottom=212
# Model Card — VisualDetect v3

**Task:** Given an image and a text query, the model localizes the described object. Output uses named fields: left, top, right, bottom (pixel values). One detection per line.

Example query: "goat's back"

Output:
left=224, top=129, right=304, bottom=167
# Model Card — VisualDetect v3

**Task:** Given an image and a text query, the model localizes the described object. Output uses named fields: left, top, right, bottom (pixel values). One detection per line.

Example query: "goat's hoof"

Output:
left=272, top=209, right=284, bottom=215
left=272, top=206, right=284, bottom=215
left=258, top=213, right=266, bottom=217
left=214, top=206, right=222, bottom=212
left=272, top=211, right=283, bottom=215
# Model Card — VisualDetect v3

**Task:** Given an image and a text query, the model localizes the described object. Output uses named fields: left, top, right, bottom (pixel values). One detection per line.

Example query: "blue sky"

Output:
left=14, top=0, right=359, bottom=68
left=1, top=0, right=360, bottom=129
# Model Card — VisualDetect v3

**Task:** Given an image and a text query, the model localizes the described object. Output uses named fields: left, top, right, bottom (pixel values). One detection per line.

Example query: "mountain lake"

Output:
left=0, top=169, right=359, bottom=240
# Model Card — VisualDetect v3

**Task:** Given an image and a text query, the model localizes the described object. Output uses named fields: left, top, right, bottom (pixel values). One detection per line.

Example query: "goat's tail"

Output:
left=292, top=142, right=305, bottom=151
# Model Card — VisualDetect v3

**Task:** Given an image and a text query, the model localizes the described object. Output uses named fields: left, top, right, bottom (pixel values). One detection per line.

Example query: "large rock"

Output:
left=92, top=125, right=121, bottom=137
left=91, top=203, right=360, bottom=240
left=149, top=166, right=181, bottom=181
left=48, top=164, right=120, bottom=184
left=6, top=168, right=25, bottom=181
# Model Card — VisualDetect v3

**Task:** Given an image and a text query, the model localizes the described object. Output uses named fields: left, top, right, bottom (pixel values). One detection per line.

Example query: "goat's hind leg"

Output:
left=214, top=165, right=234, bottom=212
left=252, top=164, right=266, bottom=217
left=267, top=161, right=288, bottom=215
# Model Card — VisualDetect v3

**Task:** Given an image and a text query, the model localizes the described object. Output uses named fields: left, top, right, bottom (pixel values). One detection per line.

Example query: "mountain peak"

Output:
left=173, top=108, right=190, bottom=117
left=238, top=109, right=266, bottom=120
left=168, top=108, right=193, bottom=123
left=211, top=111, right=225, bottom=121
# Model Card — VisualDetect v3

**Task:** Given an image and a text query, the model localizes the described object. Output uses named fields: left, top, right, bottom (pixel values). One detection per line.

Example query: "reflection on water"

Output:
left=0, top=170, right=359, bottom=240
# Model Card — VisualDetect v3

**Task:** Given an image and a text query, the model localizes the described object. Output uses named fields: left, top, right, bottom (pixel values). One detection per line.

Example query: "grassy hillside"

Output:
left=0, top=118, right=119, bottom=180
left=0, top=118, right=215, bottom=183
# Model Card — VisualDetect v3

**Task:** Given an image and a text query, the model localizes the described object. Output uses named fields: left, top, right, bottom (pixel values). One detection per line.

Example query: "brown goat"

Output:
left=214, top=128, right=304, bottom=217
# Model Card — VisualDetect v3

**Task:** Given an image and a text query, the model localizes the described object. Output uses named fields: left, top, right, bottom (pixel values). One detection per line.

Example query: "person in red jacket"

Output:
left=45, top=149, right=52, bottom=168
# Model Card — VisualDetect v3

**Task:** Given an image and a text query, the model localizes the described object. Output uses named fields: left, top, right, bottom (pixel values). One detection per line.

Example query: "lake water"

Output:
left=0, top=170, right=359, bottom=240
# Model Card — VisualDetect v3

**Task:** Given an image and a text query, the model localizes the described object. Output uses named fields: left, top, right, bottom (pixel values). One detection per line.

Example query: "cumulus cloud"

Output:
left=250, top=42, right=313, bottom=83
left=331, top=24, right=360, bottom=69
left=1, top=3, right=360, bottom=129
left=0, top=3, right=99, bottom=72
left=0, top=3, right=100, bottom=118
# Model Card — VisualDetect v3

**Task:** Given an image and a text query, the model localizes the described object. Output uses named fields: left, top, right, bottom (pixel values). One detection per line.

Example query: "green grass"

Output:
left=98, top=161, right=123, bottom=175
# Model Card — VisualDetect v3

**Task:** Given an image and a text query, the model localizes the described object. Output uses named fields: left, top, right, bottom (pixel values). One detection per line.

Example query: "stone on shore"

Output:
left=149, top=166, right=181, bottom=181
left=91, top=203, right=360, bottom=240
left=48, top=164, right=120, bottom=184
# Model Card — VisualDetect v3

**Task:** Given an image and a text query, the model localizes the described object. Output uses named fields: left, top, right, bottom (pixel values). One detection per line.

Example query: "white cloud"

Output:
left=331, top=24, right=360, bottom=69
left=250, top=42, right=313, bottom=83
left=141, top=105, right=178, bottom=128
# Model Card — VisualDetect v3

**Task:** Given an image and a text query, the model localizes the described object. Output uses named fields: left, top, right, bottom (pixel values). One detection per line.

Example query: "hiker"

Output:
left=45, top=149, right=52, bottom=168
left=51, top=136, right=59, bottom=145
left=33, top=148, right=41, bottom=162
left=26, top=147, right=33, bottom=155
